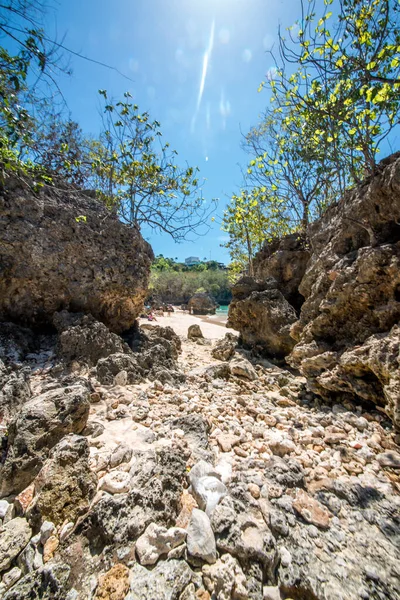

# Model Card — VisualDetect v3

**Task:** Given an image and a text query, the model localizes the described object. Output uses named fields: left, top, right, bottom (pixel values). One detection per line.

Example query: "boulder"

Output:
left=0, top=384, right=90, bottom=496
left=96, top=353, right=143, bottom=385
left=187, top=324, right=204, bottom=340
left=293, top=325, right=400, bottom=428
left=25, top=434, right=97, bottom=528
left=54, top=312, right=130, bottom=365
left=0, top=178, right=153, bottom=332
left=211, top=333, right=237, bottom=361
left=229, top=358, right=258, bottom=380
left=227, top=277, right=297, bottom=357
left=123, top=324, right=184, bottom=384
left=254, top=233, right=310, bottom=311
left=188, top=293, right=217, bottom=315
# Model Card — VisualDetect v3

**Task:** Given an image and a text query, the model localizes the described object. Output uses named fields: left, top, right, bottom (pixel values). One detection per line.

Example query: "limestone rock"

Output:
left=2, top=566, right=22, bottom=591
left=3, top=563, right=71, bottom=600
left=0, top=178, right=153, bottom=332
left=211, top=333, right=238, bottom=361
left=263, top=586, right=281, bottom=600
left=0, top=384, right=90, bottom=496
left=0, top=322, right=37, bottom=363
left=80, top=447, right=187, bottom=545
left=287, top=154, right=400, bottom=427
left=26, top=434, right=97, bottom=528
left=377, top=450, right=400, bottom=468
left=94, top=564, right=130, bottom=600
left=129, top=560, right=195, bottom=600
left=96, top=353, right=144, bottom=386
left=202, top=553, right=248, bottom=600
left=188, top=293, right=218, bottom=315
left=292, top=489, right=332, bottom=529
left=54, top=312, right=131, bottom=365
left=170, top=414, right=211, bottom=460
left=254, top=233, right=310, bottom=311
left=228, top=277, right=297, bottom=357
left=110, top=443, right=133, bottom=469
left=229, top=358, right=258, bottom=381
left=0, top=360, right=31, bottom=422
left=99, top=470, right=131, bottom=495
left=187, top=508, right=217, bottom=564
left=135, top=522, right=186, bottom=565
left=0, top=517, right=31, bottom=572
left=188, top=324, right=204, bottom=340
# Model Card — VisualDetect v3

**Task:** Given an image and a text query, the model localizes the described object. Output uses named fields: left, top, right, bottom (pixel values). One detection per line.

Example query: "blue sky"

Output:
left=44, top=0, right=299, bottom=262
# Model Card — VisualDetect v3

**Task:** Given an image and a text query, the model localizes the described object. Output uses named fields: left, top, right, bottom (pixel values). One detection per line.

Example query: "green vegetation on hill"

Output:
left=148, top=256, right=231, bottom=304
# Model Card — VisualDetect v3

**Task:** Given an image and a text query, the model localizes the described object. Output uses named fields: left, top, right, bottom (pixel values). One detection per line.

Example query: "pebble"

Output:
left=377, top=450, right=400, bottom=469
left=99, top=471, right=131, bottom=494
left=292, top=489, right=332, bottom=529
left=43, top=535, right=59, bottom=563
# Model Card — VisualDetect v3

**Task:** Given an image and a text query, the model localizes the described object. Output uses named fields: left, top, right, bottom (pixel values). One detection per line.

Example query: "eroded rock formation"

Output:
left=229, top=153, right=400, bottom=428
left=188, top=292, right=218, bottom=315
left=227, top=277, right=298, bottom=357
left=0, top=179, right=153, bottom=332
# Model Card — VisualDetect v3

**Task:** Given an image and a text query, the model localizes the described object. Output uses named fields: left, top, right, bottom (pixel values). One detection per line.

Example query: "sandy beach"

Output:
left=138, top=309, right=235, bottom=340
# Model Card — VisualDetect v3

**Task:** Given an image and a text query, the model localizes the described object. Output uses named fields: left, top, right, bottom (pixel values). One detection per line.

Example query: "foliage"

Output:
left=92, top=90, right=217, bottom=241
left=0, top=1, right=67, bottom=186
left=245, top=106, right=341, bottom=228
left=225, top=0, right=400, bottom=259
left=149, top=256, right=231, bottom=303
left=31, top=115, right=94, bottom=186
left=221, top=187, right=291, bottom=277
left=258, top=0, right=400, bottom=185
left=149, top=268, right=231, bottom=304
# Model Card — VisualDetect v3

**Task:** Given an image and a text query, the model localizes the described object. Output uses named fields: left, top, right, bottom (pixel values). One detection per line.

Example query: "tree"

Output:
left=259, top=0, right=400, bottom=185
left=245, top=106, right=340, bottom=230
left=221, top=188, right=288, bottom=276
left=0, top=1, right=68, bottom=139
left=92, top=90, right=217, bottom=241
left=30, top=114, right=95, bottom=186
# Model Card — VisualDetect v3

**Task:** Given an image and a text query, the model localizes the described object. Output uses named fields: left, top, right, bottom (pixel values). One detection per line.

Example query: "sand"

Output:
left=138, top=309, right=235, bottom=340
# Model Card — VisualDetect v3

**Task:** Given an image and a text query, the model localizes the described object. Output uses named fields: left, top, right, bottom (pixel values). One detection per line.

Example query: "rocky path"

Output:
left=0, top=318, right=399, bottom=599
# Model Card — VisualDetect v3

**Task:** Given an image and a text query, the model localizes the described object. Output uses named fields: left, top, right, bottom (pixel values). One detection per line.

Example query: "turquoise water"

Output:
left=216, top=305, right=229, bottom=315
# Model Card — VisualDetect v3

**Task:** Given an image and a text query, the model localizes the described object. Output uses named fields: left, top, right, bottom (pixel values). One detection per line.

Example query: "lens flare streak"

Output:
left=191, top=19, right=215, bottom=132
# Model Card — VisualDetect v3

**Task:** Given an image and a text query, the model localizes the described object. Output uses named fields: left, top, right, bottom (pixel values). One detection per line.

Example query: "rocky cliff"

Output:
left=229, top=153, right=400, bottom=429
left=0, top=179, right=153, bottom=333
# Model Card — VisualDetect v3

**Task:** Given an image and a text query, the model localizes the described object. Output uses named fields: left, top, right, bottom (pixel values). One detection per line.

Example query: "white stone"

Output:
left=191, top=476, right=227, bottom=516
left=203, top=553, right=247, bottom=599
left=0, top=501, right=10, bottom=520
left=187, top=508, right=216, bottom=564
left=229, top=358, right=258, bottom=380
left=135, top=523, right=187, bottom=565
left=40, top=520, right=55, bottom=545
left=99, top=471, right=131, bottom=494
left=263, top=585, right=281, bottom=600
